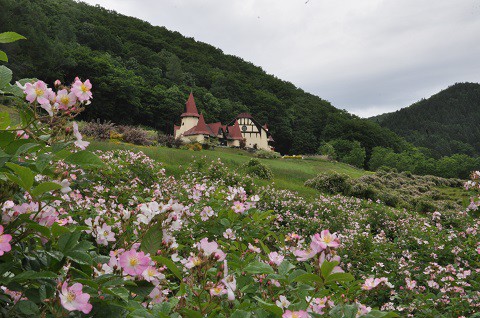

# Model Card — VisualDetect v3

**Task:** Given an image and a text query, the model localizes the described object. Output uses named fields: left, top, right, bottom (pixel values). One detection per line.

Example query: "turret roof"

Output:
left=181, top=92, right=200, bottom=118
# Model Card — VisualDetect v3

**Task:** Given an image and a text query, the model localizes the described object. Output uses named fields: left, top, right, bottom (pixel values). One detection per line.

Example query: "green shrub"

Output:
left=305, top=172, right=351, bottom=194
left=242, top=158, right=274, bottom=180
left=348, top=180, right=378, bottom=199
left=254, top=149, right=281, bottom=159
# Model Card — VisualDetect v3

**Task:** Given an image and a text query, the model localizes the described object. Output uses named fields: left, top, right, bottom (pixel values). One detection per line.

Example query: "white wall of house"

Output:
left=175, top=116, right=199, bottom=139
left=237, top=118, right=270, bottom=151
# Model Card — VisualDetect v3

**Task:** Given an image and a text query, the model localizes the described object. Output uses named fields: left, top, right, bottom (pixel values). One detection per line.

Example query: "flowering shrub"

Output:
left=255, top=150, right=281, bottom=159
left=0, top=40, right=476, bottom=317
left=0, top=66, right=400, bottom=317
left=242, top=158, right=274, bottom=180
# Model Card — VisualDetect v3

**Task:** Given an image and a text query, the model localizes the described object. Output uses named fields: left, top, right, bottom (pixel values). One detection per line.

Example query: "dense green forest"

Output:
left=371, top=82, right=480, bottom=158
left=0, top=0, right=408, bottom=155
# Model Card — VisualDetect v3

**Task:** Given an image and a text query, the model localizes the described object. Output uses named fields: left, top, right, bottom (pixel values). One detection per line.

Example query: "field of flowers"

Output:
left=0, top=34, right=479, bottom=317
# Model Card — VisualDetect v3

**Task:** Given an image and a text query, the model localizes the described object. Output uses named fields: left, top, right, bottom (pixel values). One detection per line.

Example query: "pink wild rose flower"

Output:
left=282, top=310, right=309, bottom=318
left=0, top=225, right=12, bottom=256
left=56, top=89, right=77, bottom=110
left=59, top=282, right=92, bottom=314
left=23, top=80, right=49, bottom=105
left=71, top=79, right=92, bottom=102
left=118, top=249, right=151, bottom=276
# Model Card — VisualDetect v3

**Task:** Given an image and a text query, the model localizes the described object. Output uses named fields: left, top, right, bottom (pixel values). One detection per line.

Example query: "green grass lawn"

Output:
left=90, top=141, right=370, bottom=198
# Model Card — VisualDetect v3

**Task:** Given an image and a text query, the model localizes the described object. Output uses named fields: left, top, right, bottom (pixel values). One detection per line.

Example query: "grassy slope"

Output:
left=90, top=141, right=369, bottom=198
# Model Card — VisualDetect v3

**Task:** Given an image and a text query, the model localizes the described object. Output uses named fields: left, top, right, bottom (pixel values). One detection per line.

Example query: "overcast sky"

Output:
left=81, top=0, right=480, bottom=117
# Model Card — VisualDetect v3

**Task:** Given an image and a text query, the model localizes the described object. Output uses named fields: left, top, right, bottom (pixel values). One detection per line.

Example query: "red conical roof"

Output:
left=228, top=120, right=243, bottom=140
left=184, top=114, right=214, bottom=136
left=181, top=92, right=200, bottom=118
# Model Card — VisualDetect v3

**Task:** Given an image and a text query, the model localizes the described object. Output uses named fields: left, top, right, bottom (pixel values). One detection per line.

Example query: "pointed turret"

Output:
left=181, top=92, right=200, bottom=118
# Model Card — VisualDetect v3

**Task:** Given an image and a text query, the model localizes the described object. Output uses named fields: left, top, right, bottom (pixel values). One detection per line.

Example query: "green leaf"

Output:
left=58, top=231, right=81, bottom=253
left=278, top=261, right=295, bottom=276
left=0, top=131, right=15, bottom=147
left=0, top=50, right=7, bottom=62
left=105, top=286, right=130, bottom=302
left=325, top=272, right=354, bottom=284
left=244, top=261, right=274, bottom=274
left=35, top=153, right=52, bottom=173
left=329, top=304, right=358, bottom=318
left=127, top=308, right=153, bottom=318
left=0, top=66, right=12, bottom=88
left=14, top=142, right=42, bottom=157
left=16, top=300, right=39, bottom=315
left=321, top=260, right=340, bottom=278
left=151, top=256, right=182, bottom=280
left=231, top=310, right=251, bottom=318
left=293, top=273, right=324, bottom=285
left=140, top=223, right=163, bottom=255
left=66, top=250, right=92, bottom=265
left=0, top=32, right=26, bottom=43
left=253, top=297, right=283, bottom=316
left=5, top=162, right=34, bottom=190
left=12, top=271, right=57, bottom=282
left=30, top=181, right=62, bottom=197
left=64, top=150, right=105, bottom=168
left=24, top=221, right=51, bottom=237
left=152, top=302, right=172, bottom=315
left=51, top=222, right=70, bottom=237
left=0, top=112, right=11, bottom=130
left=182, top=309, right=203, bottom=318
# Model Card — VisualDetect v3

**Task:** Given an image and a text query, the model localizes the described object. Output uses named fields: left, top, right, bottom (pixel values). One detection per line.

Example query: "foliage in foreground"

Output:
left=0, top=69, right=400, bottom=317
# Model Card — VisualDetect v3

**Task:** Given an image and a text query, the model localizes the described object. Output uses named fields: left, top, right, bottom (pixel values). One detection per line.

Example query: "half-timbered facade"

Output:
left=174, top=93, right=274, bottom=151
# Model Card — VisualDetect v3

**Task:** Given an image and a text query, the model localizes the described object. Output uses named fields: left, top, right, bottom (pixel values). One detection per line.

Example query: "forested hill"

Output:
left=0, top=0, right=407, bottom=155
left=371, top=82, right=480, bottom=158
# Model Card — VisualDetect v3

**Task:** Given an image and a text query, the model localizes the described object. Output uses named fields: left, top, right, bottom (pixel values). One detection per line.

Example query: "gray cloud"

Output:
left=80, top=0, right=480, bottom=117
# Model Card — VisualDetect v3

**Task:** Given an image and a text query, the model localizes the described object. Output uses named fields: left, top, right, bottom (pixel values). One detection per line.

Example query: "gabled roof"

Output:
left=207, top=122, right=224, bottom=136
left=227, top=120, right=243, bottom=140
left=184, top=114, right=215, bottom=136
left=181, top=92, right=200, bottom=118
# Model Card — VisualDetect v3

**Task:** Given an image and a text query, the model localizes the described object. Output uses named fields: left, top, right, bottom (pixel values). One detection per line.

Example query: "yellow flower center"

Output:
left=67, top=291, right=76, bottom=302
left=35, top=89, right=44, bottom=96
left=292, top=314, right=299, bottom=318
left=323, top=235, right=332, bottom=243
left=213, top=287, right=222, bottom=293
left=193, top=257, right=202, bottom=266
left=0, top=236, right=4, bottom=243
left=129, top=257, right=139, bottom=267
left=60, top=96, right=70, bottom=105
left=103, top=231, right=109, bottom=236
left=81, top=84, right=89, bottom=93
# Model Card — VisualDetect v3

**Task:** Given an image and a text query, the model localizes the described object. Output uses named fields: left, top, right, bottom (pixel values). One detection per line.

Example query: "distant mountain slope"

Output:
left=371, top=82, right=480, bottom=157
left=0, top=0, right=407, bottom=155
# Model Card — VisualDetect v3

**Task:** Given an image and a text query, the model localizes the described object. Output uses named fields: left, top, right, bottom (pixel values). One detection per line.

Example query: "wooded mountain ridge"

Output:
left=371, top=82, right=480, bottom=158
left=0, top=0, right=407, bottom=155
